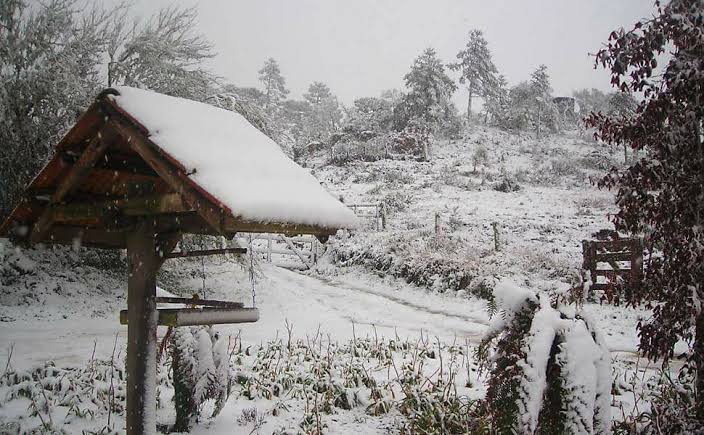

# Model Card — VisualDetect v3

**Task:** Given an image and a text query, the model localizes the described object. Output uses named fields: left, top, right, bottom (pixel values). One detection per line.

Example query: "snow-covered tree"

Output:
left=0, top=0, right=112, bottom=217
left=107, top=6, right=216, bottom=102
left=258, top=58, right=289, bottom=115
left=586, top=0, right=704, bottom=421
left=303, top=81, right=342, bottom=141
left=484, top=74, right=509, bottom=124
left=449, top=30, right=499, bottom=121
left=530, top=64, right=553, bottom=138
left=400, top=48, right=457, bottom=129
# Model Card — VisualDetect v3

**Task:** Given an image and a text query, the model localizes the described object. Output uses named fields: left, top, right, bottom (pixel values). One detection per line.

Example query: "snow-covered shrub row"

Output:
left=329, top=235, right=491, bottom=298
left=231, top=330, right=486, bottom=433
left=0, top=359, right=125, bottom=434
left=479, top=281, right=611, bottom=434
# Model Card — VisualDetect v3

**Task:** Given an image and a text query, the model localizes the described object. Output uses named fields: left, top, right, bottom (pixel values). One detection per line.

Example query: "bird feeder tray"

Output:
left=120, top=307, right=259, bottom=327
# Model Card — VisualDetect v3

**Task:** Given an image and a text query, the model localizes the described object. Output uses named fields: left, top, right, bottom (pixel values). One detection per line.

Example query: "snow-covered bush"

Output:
left=169, top=326, right=230, bottom=431
left=479, top=280, right=611, bottom=434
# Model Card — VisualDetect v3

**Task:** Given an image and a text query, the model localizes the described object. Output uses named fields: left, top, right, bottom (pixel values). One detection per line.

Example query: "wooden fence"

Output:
left=582, top=238, right=644, bottom=293
left=347, top=203, right=386, bottom=231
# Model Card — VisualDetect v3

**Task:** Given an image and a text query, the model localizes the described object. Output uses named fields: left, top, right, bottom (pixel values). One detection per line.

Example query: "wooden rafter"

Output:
left=107, top=117, right=229, bottom=236
left=163, top=247, right=247, bottom=259
left=30, top=128, right=113, bottom=244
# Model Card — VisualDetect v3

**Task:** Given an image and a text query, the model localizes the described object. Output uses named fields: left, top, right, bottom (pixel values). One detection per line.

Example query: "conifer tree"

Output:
left=530, top=64, right=553, bottom=138
left=303, top=81, right=342, bottom=140
left=258, top=57, right=289, bottom=115
left=449, top=30, right=499, bottom=121
left=402, top=48, right=457, bottom=127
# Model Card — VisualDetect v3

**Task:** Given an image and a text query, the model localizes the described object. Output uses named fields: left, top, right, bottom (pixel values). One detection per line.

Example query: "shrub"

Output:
left=479, top=281, right=612, bottom=434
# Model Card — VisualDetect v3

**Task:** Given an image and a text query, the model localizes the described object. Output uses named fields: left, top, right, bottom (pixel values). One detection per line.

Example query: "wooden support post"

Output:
left=126, top=220, right=159, bottom=435
left=380, top=202, right=386, bottom=230
left=629, top=238, right=644, bottom=296
left=435, top=212, right=440, bottom=235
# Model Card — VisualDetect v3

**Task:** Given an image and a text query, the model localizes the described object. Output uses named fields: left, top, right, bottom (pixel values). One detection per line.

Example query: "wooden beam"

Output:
left=107, top=117, right=228, bottom=235
left=226, top=218, right=339, bottom=237
left=43, top=225, right=125, bottom=249
left=163, top=247, right=247, bottom=259
left=50, top=193, right=192, bottom=224
left=125, top=220, right=159, bottom=435
left=30, top=128, right=113, bottom=244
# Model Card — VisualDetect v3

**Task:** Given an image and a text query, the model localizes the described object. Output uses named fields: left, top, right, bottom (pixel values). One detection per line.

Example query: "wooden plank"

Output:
left=591, top=283, right=609, bottom=291
left=279, top=234, right=312, bottom=269
left=155, top=297, right=244, bottom=308
left=164, top=247, right=247, bottom=259
left=251, top=247, right=313, bottom=257
left=108, top=118, right=228, bottom=236
left=120, top=307, right=258, bottom=326
left=225, top=218, right=338, bottom=236
left=594, top=252, right=632, bottom=262
left=592, top=239, right=638, bottom=250
left=595, top=269, right=630, bottom=277
left=30, top=130, right=113, bottom=244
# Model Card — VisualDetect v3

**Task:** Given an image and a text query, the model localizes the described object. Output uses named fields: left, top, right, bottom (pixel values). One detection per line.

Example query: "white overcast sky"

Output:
left=101, top=0, right=656, bottom=106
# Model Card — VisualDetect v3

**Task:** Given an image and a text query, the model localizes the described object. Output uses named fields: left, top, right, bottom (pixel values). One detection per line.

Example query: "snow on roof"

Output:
left=110, top=86, right=357, bottom=229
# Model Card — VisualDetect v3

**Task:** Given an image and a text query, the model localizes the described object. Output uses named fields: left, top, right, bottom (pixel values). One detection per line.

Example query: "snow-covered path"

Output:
left=0, top=263, right=491, bottom=368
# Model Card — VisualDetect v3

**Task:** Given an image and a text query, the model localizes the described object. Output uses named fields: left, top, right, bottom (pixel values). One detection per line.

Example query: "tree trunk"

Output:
left=126, top=220, right=159, bottom=435
left=696, top=307, right=704, bottom=420
left=537, top=106, right=542, bottom=139
left=467, top=81, right=473, bottom=122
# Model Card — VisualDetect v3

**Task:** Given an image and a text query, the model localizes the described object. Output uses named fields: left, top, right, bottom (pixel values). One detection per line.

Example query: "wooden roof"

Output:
left=0, top=89, right=344, bottom=249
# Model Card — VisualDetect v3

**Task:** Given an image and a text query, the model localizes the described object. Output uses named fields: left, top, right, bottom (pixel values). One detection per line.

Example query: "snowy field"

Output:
left=0, top=127, right=674, bottom=433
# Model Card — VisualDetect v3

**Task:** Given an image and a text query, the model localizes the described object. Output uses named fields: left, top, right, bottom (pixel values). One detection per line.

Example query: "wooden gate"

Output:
left=237, top=233, right=320, bottom=269
left=348, top=203, right=386, bottom=230
left=582, top=238, right=644, bottom=294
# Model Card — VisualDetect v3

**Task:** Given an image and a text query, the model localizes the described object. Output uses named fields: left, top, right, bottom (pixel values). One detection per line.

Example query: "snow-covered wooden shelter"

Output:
left=0, top=86, right=356, bottom=434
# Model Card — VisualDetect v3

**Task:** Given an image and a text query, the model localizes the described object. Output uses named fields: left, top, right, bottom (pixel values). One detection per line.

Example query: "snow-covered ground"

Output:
left=0, top=127, right=673, bottom=433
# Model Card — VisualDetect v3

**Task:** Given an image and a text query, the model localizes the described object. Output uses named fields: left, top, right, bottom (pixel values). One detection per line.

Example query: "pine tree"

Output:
left=402, top=48, right=457, bottom=128
left=303, top=81, right=342, bottom=141
left=258, top=58, right=289, bottom=115
left=586, top=0, right=704, bottom=420
left=530, top=64, right=553, bottom=138
left=484, top=74, right=509, bottom=124
left=449, top=30, right=499, bottom=121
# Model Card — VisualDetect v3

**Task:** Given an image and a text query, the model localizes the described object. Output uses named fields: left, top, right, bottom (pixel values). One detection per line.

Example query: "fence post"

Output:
left=435, top=212, right=440, bottom=235
left=492, top=222, right=500, bottom=251
left=380, top=202, right=386, bottom=230
left=313, top=238, right=318, bottom=264
left=630, top=238, right=644, bottom=294
left=375, top=205, right=380, bottom=231
left=266, top=234, right=272, bottom=263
